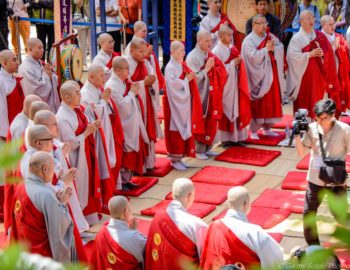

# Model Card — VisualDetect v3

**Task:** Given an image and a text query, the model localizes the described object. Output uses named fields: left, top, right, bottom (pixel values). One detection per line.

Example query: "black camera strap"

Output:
left=318, top=132, right=327, bottom=161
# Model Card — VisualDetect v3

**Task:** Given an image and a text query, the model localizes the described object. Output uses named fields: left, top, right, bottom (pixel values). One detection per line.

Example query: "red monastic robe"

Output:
left=211, top=13, right=244, bottom=51
left=335, top=33, right=350, bottom=113
left=251, top=33, right=283, bottom=119
left=122, top=81, right=148, bottom=175
left=195, top=52, right=227, bottom=146
left=200, top=220, right=260, bottom=270
left=219, top=46, right=251, bottom=133
left=293, top=31, right=340, bottom=119
left=145, top=211, right=199, bottom=270
left=6, top=77, right=25, bottom=124
left=90, top=223, right=142, bottom=270
left=163, top=62, right=204, bottom=156
left=106, top=51, right=122, bottom=70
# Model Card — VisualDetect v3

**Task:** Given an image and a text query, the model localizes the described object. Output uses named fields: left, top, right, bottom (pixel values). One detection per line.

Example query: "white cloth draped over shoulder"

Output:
left=9, top=112, right=28, bottom=140
left=199, top=11, right=221, bottom=48
left=105, top=72, right=149, bottom=152
left=19, top=55, right=60, bottom=112
left=0, top=69, right=16, bottom=137
left=241, top=32, right=285, bottom=101
left=286, top=29, right=314, bottom=101
left=164, top=57, right=192, bottom=140
left=92, top=49, right=113, bottom=81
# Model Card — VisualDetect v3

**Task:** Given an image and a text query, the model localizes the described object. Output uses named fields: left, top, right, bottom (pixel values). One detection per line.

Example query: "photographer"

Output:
left=7, top=0, right=31, bottom=56
left=0, top=0, right=9, bottom=51
left=295, top=99, right=350, bottom=246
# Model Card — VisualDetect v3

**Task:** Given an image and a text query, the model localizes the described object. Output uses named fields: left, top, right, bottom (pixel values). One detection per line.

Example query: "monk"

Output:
left=186, top=30, right=227, bottom=160
left=56, top=81, right=104, bottom=225
left=9, top=95, right=41, bottom=141
left=34, top=110, right=89, bottom=233
left=12, top=151, right=77, bottom=263
left=241, top=15, right=284, bottom=140
left=145, top=178, right=208, bottom=270
left=91, top=196, right=147, bottom=269
left=105, top=56, right=149, bottom=189
left=287, top=10, right=340, bottom=119
left=92, top=33, right=120, bottom=81
left=18, top=38, right=60, bottom=112
left=126, top=37, right=163, bottom=170
left=199, top=0, right=241, bottom=50
left=212, top=26, right=251, bottom=146
left=201, top=186, right=284, bottom=270
left=81, top=64, right=124, bottom=191
left=124, top=21, right=165, bottom=91
left=0, top=50, right=24, bottom=140
left=321, top=15, right=350, bottom=114
left=163, top=41, right=204, bottom=170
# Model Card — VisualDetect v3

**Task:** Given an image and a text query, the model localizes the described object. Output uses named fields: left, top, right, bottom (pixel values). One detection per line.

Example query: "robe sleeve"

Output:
left=129, top=230, right=147, bottom=264
left=0, top=85, right=9, bottom=137
left=57, top=119, right=85, bottom=151
left=39, top=191, right=75, bottom=263
left=186, top=54, right=208, bottom=83
left=243, top=42, right=269, bottom=66
left=194, top=221, right=208, bottom=257
left=20, top=67, right=51, bottom=96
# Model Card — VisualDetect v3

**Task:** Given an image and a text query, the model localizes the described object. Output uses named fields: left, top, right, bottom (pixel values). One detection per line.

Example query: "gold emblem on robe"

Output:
left=153, top=233, right=161, bottom=246
left=107, top=252, right=117, bottom=265
left=14, top=200, right=21, bottom=212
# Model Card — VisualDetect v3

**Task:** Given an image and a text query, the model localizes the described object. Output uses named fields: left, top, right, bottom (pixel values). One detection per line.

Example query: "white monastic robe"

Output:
left=0, top=69, right=23, bottom=137
left=18, top=55, right=60, bottom=112
left=80, top=80, right=117, bottom=170
left=221, top=210, right=283, bottom=269
left=212, top=41, right=248, bottom=142
left=105, top=72, right=149, bottom=153
left=9, top=112, right=28, bottom=140
left=56, top=102, right=90, bottom=211
left=199, top=10, right=221, bottom=48
left=126, top=55, right=163, bottom=169
left=92, top=49, right=116, bottom=81
left=241, top=31, right=285, bottom=124
left=165, top=57, right=193, bottom=140
left=322, top=30, right=339, bottom=70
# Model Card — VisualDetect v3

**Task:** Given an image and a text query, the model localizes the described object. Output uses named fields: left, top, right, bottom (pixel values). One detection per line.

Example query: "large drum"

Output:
left=222, top=0, right=298, bottom=34
left=49, top=44, right=83, bottom=82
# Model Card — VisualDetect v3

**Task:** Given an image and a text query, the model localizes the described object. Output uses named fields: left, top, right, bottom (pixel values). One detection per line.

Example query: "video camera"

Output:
left=288, top=109, right=309, bottom=147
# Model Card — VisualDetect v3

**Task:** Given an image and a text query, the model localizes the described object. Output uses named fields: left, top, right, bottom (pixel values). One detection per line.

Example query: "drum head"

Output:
left=71, top=46, right=83, bottom=81
left=222, top=0, right=297, bottom=33
left=49, top=48, right=57, bottom=73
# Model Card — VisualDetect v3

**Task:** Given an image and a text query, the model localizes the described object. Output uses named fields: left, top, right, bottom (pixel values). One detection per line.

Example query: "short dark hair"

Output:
left=313, top=99, right=336, bottom=117
left=255, top=0, right=270, bottom=4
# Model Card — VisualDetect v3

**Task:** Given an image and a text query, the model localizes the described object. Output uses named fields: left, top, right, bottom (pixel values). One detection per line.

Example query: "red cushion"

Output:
left=155, top=139, right=168, bottom=155
left=215, top=146, right=281, bottom=167
left=191, top=166, right=255, bottom=186
left=165, top=182, right=230, bottom=205
left=252, top=188, right=305, bottom=214
left=212, top=206, right=291, bottom=229
left=114, top=177, right=158, bottom=197
left=336, top=250, right=350, bottom=269
left=281, top=171, right=308, bottom=191
left=269, top=233, right=284, bottom=243
left=347, top=154, right=350, bottom=173
left=296, top=154, right=310, bottom=170
left=140, top=200, right=216, bottom=218
left=245, top=131, right=286, bottom=146
left=272, top=114, right=293, bottom=129
left=146, top=157, right=173, bottom=177
left=137, top=219, right=152, bottom=236
left=340, top=116, right=350, bottom=125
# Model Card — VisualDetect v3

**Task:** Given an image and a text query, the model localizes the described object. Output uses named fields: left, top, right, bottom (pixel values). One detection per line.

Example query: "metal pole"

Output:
left=15, top=17, right=22, bottom=63
left=99, top=0, right=107, bottom=33
left=90, top=0, right=98, bottom=58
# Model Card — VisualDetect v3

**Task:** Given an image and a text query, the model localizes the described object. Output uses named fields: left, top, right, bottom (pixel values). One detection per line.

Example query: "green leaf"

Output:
left=0, top=243, right=24, bottom=270
left=326, top=190, right=349, bottom=225
left=333, top=225, right=350, bottom=247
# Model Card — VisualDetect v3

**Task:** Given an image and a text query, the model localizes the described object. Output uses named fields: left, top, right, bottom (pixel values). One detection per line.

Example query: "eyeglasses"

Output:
left=254, top=22, right=268, bottom=26
left=36, top=138, right=53, bottom=142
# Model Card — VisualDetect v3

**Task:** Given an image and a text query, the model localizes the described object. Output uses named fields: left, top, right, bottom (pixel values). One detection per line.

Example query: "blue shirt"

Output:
left=292, top=3, right=321, bottom=30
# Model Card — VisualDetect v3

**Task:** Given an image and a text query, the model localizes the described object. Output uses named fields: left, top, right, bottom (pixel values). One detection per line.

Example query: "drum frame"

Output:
left=52, top=33, right=79, bottom=85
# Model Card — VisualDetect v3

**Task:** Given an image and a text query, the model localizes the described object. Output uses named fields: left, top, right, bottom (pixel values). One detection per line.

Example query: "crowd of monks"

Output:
left=1, top=0, right=350, bottom=268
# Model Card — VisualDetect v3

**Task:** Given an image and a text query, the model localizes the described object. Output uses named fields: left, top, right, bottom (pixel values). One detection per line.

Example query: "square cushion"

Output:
left=296, top=154, right=310, bottom=170
left=146, top=157, right=173, bottom=177
left=272, top=115, right=293, bottom=129
left=113, top=177, right=158, bottom=197
left=155, top=139, right=168, bottom=155
left=245, top=131, right=286, bottom=146
left=281, top=171, right=308, bottom=191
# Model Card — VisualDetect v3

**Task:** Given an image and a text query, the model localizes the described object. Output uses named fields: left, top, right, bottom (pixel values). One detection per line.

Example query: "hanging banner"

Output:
left=54, top=0, right=72, bottom=41
left=170, top=0, right=186, bottom=42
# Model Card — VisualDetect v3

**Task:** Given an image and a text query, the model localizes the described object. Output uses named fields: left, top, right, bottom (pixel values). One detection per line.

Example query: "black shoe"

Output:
left=126, top=182, right=139, bottom=190
left=122, top=184, right=130, bottom=191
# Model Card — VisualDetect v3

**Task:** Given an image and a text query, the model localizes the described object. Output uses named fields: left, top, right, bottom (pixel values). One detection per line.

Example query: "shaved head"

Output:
left=172, top=178, right=194, bottom=200
left=34, top=110, right=55, bottom=125
left=196, top=30, right=211, bottom=42
left=98, top=33, right=113, bottom=46
left=299, top=10, right=315, bottom=32
left=28, top=125, right=52, bottom=147
left=0, top=50, right=16, bottom=64
left=23, top=95, right=41, bottom=117
left=88, top=64, right=104, bottom=76
left=130, top=37, right=147, bottom=50
left=218, top=25, right=233, bottom=38
left=227, top=186, right=250, bottom=212
left=252, top=14, right=265, bottom=23
left=27, top=37, right=43, bottom=49
left=320, top=15, right=333, bottom=27
left=29, top=151, right=54, bottom=182
left=60, top=80, right=80, bottom=100
left=170, top=41, right=184, bottom=53
left=134, top=21, right=147, bottom=32
left=112, top=56, right=128, bottom=70
left=300, top=10, right=313, bottom=21
left=108, top=196, right=129, bottom=219
left=29, top=101, right=50, bottom=120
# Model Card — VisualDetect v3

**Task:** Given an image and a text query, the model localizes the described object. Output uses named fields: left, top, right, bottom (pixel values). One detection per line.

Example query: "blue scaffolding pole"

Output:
left=142, top=0, right=159, bottom=58
left=90, top=0, right=107, bottom=58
